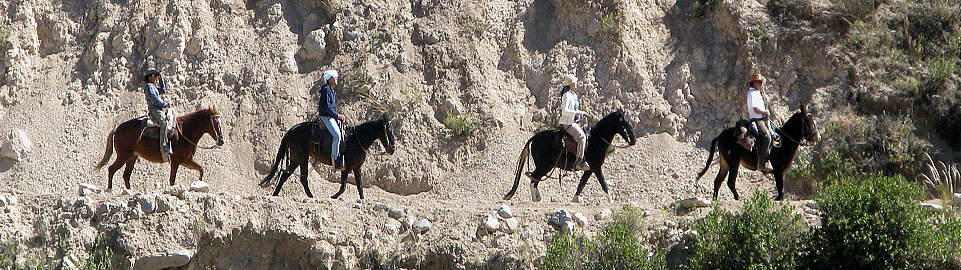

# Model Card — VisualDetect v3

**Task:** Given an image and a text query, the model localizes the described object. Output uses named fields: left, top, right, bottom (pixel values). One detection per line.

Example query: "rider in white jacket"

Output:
left=558, top=74, right=590, bottom=170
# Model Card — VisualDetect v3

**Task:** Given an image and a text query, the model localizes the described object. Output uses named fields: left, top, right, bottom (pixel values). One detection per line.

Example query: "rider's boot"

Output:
left=574, top=158, right=590, bottom=171
left=335, top=155, right=346, bottom=171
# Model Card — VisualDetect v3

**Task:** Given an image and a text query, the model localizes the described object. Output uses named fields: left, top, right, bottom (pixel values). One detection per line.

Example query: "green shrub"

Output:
left=544, top=207, right=665, bottom=270
left=443, top=111, right=477, bottom=137
left=688, top=0, right=717, bottom=19
left=688, top=190, right=805, bottom=270
left=801, top=174, right=948, bottom=269
left=600, top=12, right=621, bottom=37
left=830, top=0, right=883, bottom=22
left=819, top=115, right=930, bottom=178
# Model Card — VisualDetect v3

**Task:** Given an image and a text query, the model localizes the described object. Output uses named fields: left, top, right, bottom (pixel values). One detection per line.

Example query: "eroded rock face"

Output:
left=0, top=129, right=32, bottom=162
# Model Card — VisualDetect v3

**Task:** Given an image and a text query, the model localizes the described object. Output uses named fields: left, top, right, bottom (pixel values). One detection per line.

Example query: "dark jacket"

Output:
left=318, top=83, right=338, bottom=118
left=144, top=82, right=167, bottom=110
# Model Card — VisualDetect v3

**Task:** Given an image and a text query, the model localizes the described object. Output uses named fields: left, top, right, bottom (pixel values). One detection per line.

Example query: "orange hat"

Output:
left=748, top=73, right=764, bottom=85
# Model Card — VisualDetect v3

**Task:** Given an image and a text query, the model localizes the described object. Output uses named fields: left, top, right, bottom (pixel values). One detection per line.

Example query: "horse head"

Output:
left=382, top=113, right=396, bottom=155
left=209, top=106, right=225, bottom=146
left=617, top=108, right=637, bottom=146
left=799, top=104, right=819, bottom=143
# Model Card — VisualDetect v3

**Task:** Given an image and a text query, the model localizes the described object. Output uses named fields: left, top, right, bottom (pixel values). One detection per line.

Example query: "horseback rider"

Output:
left=558, top=74, right=590, bottom=170
left=747, top=73, right=774, bottom=172
left=143, top=68, right=173, bottom=160
left=319, top=69, right=346, bottom=171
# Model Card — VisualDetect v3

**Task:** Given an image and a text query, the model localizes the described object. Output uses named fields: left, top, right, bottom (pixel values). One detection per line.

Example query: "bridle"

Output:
left=775, top=116, right=814, bottom=147
left=344, top=118, right=393, bottom=156
left=178, top=114, right=223, bottom=150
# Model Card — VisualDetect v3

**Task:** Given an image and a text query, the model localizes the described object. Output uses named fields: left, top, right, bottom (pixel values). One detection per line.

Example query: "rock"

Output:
left=353, top=203, right=363, bottom=209
left=189, top=181, right=210, bottom=193
left=572, top=212, right=588, bottom=228
left=480, top=215, right=499, bottom=233
left=95, top=202, right=121, bottom=220
left=136, top=195, right=157, bottom=214
left=6, top=195, right=15, bottom=206
left=132, top=250, right=193, bottom=270
left=384, top=222, right=399, bottom=235
left=677, top=197, right=712, bottom=208
left=549, top=210, right=575, bottom=232
left=954, top=193, right=961, bottom=203
left=0, top=195, right=6, bottom=207
left=301, top=29, right=327, bottom=61
left=155, top=196, right=172, bottom=213
left=499, top=218, right=519, bottom=234
left=364, top=230, right=376, bottom=239
left=921, top=203, right=944, bottom=212
left=497, top=204, right=513, bottom=219
left=412, top=219, right=431, bottom=234
left=642, top=210, right=651, bottom=217
left=0, top=129, right=33, bottom=162
left=164, top=185, right=187, bottom=200
left=79, top=183, right=102, bottom=196
left=804, top=201, right=819, bottom=210
left=373, top=203, right=390, bottom=211
left=594, top=209, right=613, bottom=221
left=388, top=208, right=406, bottom=219
left=77, top=204, right=94, bottom=219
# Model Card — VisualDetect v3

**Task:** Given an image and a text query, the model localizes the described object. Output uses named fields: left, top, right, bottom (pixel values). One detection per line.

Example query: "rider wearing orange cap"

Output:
left=747, top=73, right=773, bottom=172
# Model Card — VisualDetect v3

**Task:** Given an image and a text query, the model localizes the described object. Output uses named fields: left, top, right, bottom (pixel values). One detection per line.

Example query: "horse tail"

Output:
left=504, top=137, right=534, bottom=200
left=695, top=136, right=719, bottom=182
left=93, top=128, right=116, bottom=172
left=259, top=128, right=292, bottom=188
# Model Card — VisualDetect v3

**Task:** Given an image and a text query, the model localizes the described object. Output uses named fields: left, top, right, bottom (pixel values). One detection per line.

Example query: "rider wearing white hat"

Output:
left=558, top=74, right=590, bottom=170
left=319, top=69, right=346, bottom=171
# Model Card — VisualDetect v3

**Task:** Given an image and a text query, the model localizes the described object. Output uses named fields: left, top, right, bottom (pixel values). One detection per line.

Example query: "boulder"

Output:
left=5, top=195, right=14, bottom=206
left=135, top=195, right=157, bottom=214
left=388, top=208, right=406, bottom=219
left=480, top=215, right=499, bottom=234
left=79, top=183, right=102, bottom=196
left=164, top=185, right=186, bottom=200
left=497, top=204, right=513, bottom=219
left=412, top=219, right=431, bottom=234
left=499, top=218, right=519, bottom=234
left=549, top=210, right=575, bottom=232
left=373, top=203, right=390, bottom=212
left=0, top=129, right=33, bottom=162
left=301, top=29, right=327, bottom=61
left=132, top=250, right=194, bottom=270
left=677, top=197, right=711, bottom=208
left=572, top=212, right=588, bottom=228
left=921, top=202, right=944, bottom=212
left=189, top=181, right=210, bottom=193
left=0, top=195, right=5, bottom=207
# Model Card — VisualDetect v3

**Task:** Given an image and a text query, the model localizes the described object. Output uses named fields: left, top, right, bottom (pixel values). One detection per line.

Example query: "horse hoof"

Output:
left=572, top=196, right=583, bottom=203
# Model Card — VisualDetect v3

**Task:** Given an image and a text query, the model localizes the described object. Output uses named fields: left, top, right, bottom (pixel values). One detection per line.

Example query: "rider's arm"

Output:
left=145, top=84, right=168, bottom=108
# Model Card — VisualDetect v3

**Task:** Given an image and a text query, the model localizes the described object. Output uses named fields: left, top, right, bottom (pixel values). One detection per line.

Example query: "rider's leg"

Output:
left=755, top=119, right=773, bottom=172
left=321, top=116, right=344, bottom=170
left=566, top=123, right=588, bottom=169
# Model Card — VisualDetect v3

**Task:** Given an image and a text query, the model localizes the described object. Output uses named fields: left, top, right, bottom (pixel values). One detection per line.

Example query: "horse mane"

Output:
left=176, top=107, right=218, bottom=123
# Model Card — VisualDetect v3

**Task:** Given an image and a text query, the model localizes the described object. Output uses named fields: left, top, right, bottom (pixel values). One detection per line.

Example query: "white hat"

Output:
left=562, top=74, right=578, bottom=86
left=323, top=70, right=339, bottom=84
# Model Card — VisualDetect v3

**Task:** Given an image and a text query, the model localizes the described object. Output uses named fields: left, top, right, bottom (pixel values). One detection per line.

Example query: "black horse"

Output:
left=504, top=109, right=637, bottom=203
left=259, top=114, right=396, bottom=199
left=695, top=104, right=820, bottom=201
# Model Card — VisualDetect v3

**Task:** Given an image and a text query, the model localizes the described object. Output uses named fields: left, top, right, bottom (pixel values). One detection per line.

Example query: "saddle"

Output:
left=555, top=125, right=592, bottom=155
left=733, top=119, right=780, bottom=151
left=138, top=117, right=176, bottom=141
left=311, top=122, right=348, bottom=155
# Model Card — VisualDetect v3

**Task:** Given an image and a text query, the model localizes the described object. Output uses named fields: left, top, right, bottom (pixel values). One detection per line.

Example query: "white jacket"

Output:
left=558, top=90, right=584, bottom=125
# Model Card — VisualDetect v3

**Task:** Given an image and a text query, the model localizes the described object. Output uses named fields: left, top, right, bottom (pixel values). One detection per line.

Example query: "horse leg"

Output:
left=168, top=163, right=181, bottom=186
left=726, top=165, right=740, bottom=200
left=774, top=171, right=785, bottom=201
left=272, top=163, right=297, bottom=196
left=106, top=151, right=135, bottom=191
left=121, top=158, right=138, bottom=190
left=299, top=163, right=314, bottom=198
left=573, top=171, right=594, bottom=203
left=354, top=168, right=364, bottom=200
left=181, top=159, right=205, bottom=182
left=331, top=170, right=350, bottom=199
left=594, top=169, right=613, bottom=204
left=712, top=161, right=730, bottom=200
left=530, top=181, right=542, bottom=202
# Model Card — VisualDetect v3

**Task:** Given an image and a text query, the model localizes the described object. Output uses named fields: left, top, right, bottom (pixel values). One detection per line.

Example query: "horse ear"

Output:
left=800, top=103, right=807, bottom=115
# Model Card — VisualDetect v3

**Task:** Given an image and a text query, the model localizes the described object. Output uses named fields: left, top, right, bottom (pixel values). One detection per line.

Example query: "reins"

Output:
left=177, top=114, right=223, bottom=150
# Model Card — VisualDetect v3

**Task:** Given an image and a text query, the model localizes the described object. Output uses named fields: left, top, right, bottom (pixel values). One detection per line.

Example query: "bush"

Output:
left=688, top=190, right=805, bottom=270
left=442, top=111, right=477, bottom=137
left=800, top=174, right=951, bottom=269
left=819, top=114, right=930, bottom=178
left=544, top=207, right=665, bottom=270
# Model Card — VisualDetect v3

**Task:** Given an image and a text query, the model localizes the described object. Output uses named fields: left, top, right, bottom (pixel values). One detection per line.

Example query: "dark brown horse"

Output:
left=695, top=104, right=819, bottom=200
left=94, top=107, right=225, bottom=190
left=258, top=114, right=395, bottom=199
left=504, top=109, right=637, bottom=203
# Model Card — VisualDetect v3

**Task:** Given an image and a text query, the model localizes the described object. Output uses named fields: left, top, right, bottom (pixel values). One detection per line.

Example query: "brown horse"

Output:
left=695, top=104, right=819, bottom=200
left=94, top=107, right=225, bottom=190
